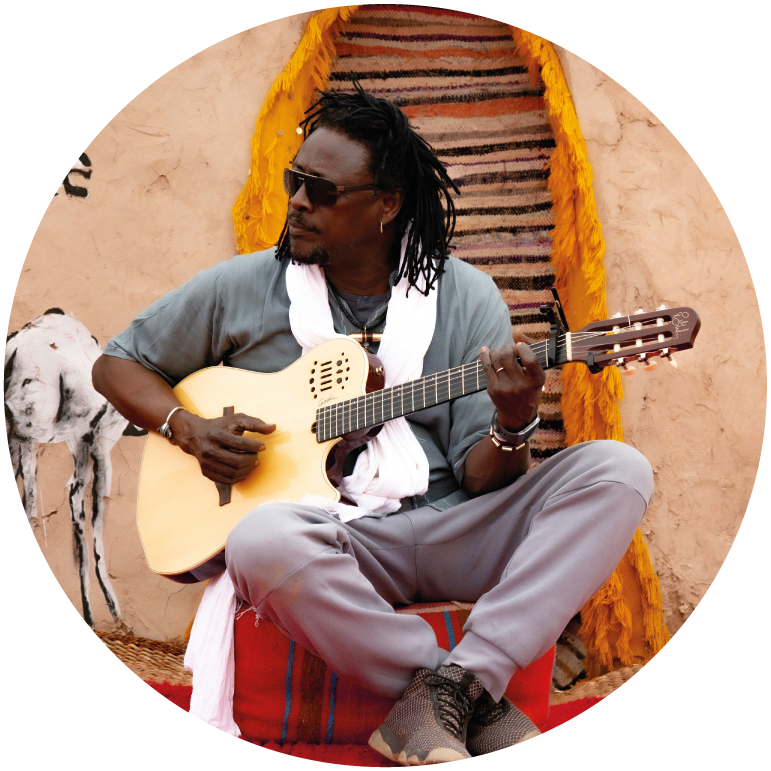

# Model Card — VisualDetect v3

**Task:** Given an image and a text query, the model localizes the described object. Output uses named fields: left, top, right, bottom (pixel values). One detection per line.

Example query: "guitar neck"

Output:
left=315, top=336, right=568, bottom=442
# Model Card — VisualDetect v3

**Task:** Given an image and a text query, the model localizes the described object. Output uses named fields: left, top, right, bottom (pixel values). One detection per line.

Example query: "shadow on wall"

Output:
left=4, top=308, right=147, bottom=627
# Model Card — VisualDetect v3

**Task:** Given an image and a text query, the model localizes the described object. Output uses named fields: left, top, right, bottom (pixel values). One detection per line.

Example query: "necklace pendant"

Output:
left=347, top=330, right=382, bottom=346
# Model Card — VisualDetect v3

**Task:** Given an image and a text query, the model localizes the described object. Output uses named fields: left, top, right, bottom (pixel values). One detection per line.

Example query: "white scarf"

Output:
left=286, top=230, right=437, bottom=519
left=185, top=235, right=438, bottom=732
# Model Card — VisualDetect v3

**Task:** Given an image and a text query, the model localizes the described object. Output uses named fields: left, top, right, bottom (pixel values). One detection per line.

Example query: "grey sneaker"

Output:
left=368, top=664, right=484, bottom=765
left=466, top=693, right=541, bottom=756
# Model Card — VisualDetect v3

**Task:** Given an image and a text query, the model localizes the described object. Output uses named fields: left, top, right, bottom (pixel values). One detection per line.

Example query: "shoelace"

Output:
left=423, top=670, right=476, bottom=740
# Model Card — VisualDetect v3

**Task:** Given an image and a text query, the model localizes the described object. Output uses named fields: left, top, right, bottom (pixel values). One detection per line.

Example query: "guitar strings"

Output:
left=257, top=326, right=668, bottom=437
left=239, top=343, right=553, bottom=434
left=245, top=339, right=565, bottom=434
left=249, top=364, right=505, bottom=439
left=219, top=323, right=669, bottom=439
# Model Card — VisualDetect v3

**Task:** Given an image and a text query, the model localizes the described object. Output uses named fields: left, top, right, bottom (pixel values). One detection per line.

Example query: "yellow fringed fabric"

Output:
left=232, top=6, right=360, bottom=255
left=510, top=28, right=669, bottom=676
left=626, top=529, right=672, bottom=654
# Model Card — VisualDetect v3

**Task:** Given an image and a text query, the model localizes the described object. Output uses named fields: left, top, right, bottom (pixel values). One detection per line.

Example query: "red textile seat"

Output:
left=233, top=602, right=554, bottom=745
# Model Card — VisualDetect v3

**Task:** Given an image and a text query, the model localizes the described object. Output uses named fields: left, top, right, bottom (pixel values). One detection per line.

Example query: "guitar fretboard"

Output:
left=315, top=341, right=562, bottom=443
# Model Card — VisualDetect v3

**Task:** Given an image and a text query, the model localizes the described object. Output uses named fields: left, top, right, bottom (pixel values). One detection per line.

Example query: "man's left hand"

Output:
left=480, top=329, right=546, bottom=431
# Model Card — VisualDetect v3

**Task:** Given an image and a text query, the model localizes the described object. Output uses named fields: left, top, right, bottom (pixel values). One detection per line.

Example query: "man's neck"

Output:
left=323, top=243, right=398, bottom=296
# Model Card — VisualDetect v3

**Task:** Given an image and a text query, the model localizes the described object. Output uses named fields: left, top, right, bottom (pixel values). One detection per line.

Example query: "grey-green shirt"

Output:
left=105, top=249, right=513, bottom=510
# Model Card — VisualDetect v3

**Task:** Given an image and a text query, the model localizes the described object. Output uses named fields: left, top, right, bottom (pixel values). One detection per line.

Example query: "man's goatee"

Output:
left=289, top=245, right=333, bottom=267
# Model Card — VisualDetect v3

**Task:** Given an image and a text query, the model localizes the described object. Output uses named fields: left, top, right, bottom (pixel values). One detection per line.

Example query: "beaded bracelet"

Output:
left=489, top=411, right=539, bottom=452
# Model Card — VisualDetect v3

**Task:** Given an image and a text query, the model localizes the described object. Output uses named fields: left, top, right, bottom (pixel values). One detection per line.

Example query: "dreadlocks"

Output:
left=275, top=82, right=459, bottom=295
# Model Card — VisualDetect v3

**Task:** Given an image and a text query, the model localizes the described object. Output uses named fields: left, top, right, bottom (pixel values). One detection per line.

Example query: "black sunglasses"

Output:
left=283, top=168, right=378, bottom=206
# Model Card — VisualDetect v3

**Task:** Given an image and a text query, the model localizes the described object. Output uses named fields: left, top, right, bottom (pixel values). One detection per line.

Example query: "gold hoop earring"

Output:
left=380, top=221, right=383, bottom=234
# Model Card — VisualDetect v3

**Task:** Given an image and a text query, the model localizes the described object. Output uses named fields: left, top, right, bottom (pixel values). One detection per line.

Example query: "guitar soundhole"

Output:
left=319, top=361, right=333, bottom=392
left=313, top=357, right=350, bottom=396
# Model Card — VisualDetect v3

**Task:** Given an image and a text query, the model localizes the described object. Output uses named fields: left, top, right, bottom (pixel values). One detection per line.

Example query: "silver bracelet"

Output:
left=158, top=406, right=188, bottom=443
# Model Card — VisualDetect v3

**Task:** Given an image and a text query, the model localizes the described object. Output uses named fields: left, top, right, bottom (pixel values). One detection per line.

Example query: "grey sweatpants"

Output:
left=226, top=440, right=653, bottom=701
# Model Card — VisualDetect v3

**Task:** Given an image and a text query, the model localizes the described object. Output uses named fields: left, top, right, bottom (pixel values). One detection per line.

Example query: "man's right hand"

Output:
left=171, top=411, right=276, bottom=486
left=92, top=355, right=276, bottom=485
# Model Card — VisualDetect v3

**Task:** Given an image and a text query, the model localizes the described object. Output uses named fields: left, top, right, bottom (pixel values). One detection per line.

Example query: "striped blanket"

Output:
left=329, top=5, right=565, bottom=463
left=232, top=602, right=554, bottom=745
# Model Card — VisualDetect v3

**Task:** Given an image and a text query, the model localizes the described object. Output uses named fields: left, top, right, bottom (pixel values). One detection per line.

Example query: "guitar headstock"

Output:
left=569, top=306, right=700, bottom=375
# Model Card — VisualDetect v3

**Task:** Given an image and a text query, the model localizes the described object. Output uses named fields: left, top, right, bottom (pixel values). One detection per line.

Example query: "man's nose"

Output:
left=290, top=181, right=314, bottom=212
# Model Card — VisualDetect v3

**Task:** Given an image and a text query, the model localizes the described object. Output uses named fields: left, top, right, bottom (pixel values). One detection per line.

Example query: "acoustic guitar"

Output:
left=136, top=303, right=700, bottom=576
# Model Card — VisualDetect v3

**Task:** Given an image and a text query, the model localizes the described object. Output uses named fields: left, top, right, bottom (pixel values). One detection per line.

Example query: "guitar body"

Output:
left=136, top=337, right=371, bottom=576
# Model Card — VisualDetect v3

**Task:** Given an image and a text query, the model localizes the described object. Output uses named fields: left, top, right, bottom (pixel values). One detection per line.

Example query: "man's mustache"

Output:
left=287, top=215, right=319, bottom=233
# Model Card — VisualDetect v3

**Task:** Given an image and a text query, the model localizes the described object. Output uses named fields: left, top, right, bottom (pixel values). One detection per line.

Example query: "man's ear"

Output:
left=380, top=189, right=404, bottom=226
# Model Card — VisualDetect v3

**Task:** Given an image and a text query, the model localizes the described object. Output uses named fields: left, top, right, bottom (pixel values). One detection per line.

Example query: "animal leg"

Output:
left=90, top=443, right=121, bottom=621
left=68, top=443, right=94, bottom=627
left=17, top=441, right=39, bottom=522
left=8, top=434, right=20, bottom=476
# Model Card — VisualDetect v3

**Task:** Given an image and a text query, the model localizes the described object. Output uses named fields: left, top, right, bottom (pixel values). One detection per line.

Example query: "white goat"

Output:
left=5, top=309, right=142, bottom=627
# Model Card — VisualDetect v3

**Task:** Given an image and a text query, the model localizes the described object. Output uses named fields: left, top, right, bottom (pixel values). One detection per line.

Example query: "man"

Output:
left=93, top=86, right=652, bottom=764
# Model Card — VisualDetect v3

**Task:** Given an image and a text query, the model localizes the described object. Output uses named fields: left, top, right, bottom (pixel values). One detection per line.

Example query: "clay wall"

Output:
left=556, top=49, right=764, bottom=632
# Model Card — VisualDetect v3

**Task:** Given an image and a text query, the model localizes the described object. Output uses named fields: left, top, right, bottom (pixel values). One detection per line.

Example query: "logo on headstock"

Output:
left=672, top=311, right=690, bottom=335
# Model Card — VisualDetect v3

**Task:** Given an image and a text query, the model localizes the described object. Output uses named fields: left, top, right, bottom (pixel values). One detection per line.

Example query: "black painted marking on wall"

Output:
left=56, top=153, right=93, bottom=199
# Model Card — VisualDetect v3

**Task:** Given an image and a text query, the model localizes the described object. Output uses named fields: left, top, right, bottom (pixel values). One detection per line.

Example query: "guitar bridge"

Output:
left=215, top=406, right=235, bottom=506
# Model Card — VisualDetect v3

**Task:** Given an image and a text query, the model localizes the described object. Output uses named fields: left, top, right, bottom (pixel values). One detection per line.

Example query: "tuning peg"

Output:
left=634, top=308, right=645, bottom=314
left=615, top=358, right=636, bottom=376
left=660, top=349, right=678, bottom=368
left=637, top=353, right=658, bottom=372
left=657, top=304, right=666, bottom=310
left=612, top=312, right=623, bottom=318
